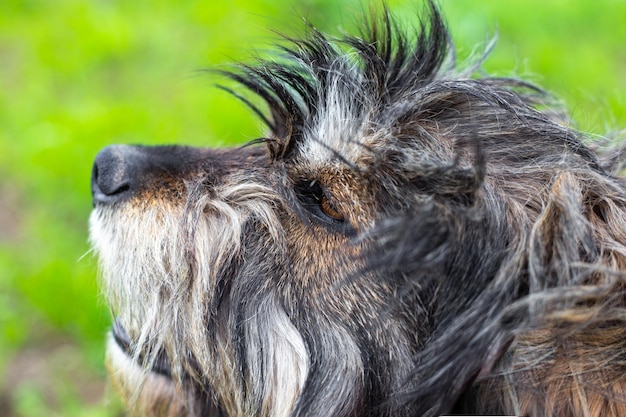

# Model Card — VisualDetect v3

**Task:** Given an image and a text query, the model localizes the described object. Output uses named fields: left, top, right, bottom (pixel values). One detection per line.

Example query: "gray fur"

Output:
left=90, top=3, right=626, bottom=416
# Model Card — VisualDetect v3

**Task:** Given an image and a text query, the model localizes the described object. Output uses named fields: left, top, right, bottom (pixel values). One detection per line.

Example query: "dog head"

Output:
left=90, top=3, right=626, bottom=417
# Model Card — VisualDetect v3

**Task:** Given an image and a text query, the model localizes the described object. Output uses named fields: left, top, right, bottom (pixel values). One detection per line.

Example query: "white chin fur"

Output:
left=105, top=333, right=189, bottom=417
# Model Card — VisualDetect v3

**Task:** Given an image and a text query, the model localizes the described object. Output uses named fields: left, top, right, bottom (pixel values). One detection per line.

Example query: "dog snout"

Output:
left=91, top=145, right=145, bottom=205
left=91, top=144, right=268, bottom=207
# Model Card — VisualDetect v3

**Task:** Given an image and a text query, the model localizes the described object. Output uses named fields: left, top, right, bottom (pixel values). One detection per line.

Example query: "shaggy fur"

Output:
left=90, top=2, right=626, bottom=416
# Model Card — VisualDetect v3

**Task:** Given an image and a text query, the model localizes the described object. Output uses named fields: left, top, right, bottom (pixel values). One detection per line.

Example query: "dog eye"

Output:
left=295, top=180, right=346, bottom=224
left=320, top=194, right=344, bottom=221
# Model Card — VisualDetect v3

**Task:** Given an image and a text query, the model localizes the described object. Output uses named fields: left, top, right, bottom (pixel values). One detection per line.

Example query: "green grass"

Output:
left=0, top=0, right=624, bottom=415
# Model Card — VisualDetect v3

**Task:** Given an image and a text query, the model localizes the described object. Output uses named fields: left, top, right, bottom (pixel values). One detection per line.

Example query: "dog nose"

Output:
left=92, top=145, right=143, bottom=205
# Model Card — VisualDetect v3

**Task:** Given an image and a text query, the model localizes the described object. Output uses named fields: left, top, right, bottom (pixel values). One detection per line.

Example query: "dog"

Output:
left=89, top=2, right=626, bottom=416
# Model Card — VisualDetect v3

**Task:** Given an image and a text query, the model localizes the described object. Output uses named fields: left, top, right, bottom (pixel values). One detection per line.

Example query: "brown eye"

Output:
left=295, top=179, right=347, bottom=226
left=320, top=194, right=344, bottom=221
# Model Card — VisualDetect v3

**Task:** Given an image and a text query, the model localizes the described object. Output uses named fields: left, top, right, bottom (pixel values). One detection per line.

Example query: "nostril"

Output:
left=109, top=182, right=130, bottom=195
left=93, top=166, right=131, bottom=196
left=91, top=145, right=138, bottom=205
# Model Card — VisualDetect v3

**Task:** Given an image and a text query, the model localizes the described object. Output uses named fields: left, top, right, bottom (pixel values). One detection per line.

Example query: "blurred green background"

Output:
left=0, top=0, right=624, bottom=416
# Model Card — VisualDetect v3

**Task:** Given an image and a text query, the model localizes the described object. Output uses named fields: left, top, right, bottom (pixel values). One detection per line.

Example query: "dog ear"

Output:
left=365, top=194, right=523, bottom=415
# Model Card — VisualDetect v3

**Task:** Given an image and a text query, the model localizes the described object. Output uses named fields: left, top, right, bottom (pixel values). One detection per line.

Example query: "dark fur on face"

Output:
left=90, top=2, right=626, bottom=416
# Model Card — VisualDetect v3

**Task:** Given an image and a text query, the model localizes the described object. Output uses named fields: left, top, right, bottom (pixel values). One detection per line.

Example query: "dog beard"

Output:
left=90, top=149, right=311, bottom=416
